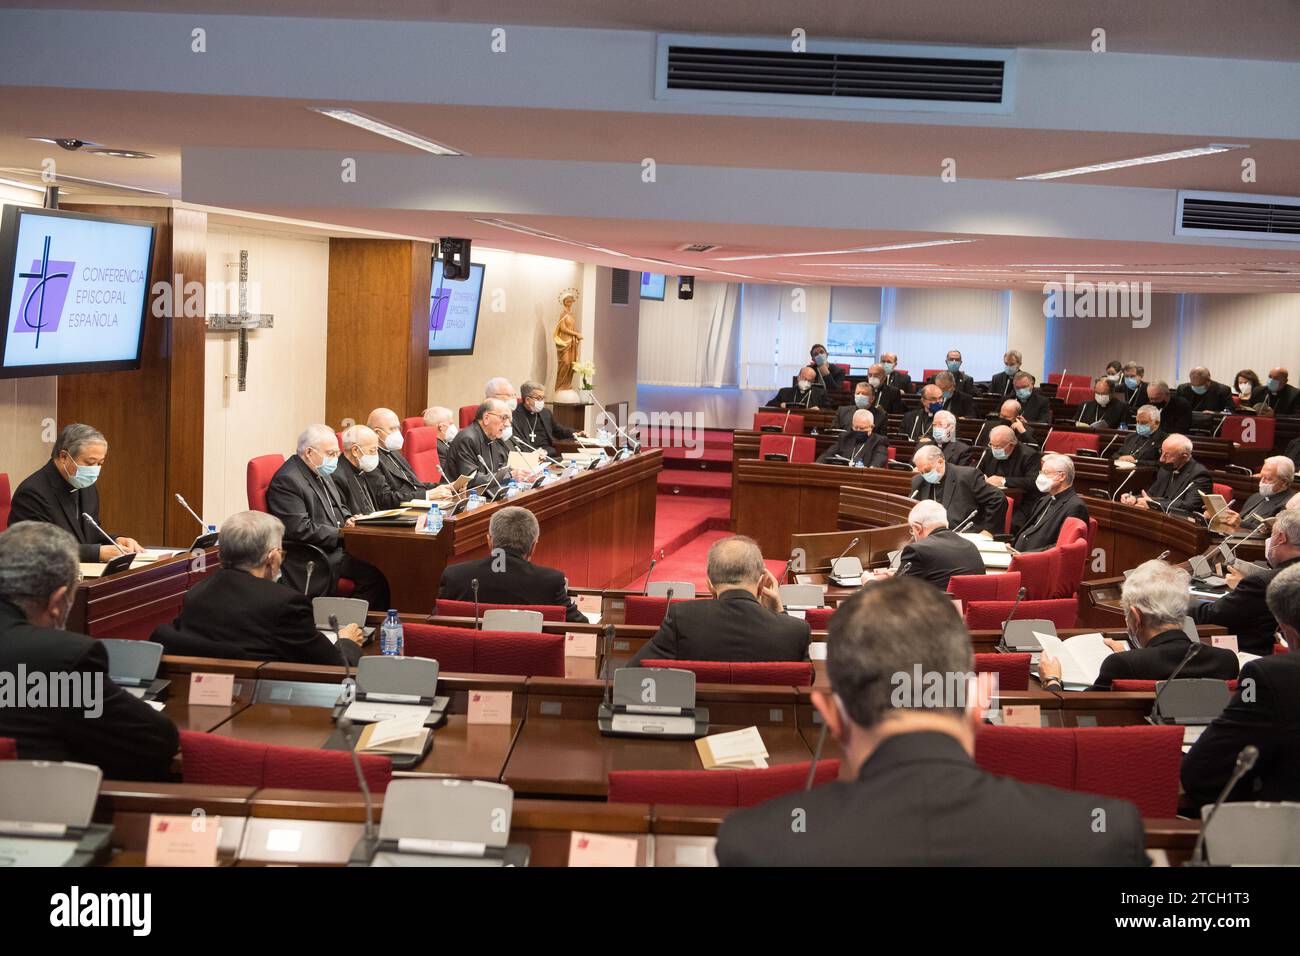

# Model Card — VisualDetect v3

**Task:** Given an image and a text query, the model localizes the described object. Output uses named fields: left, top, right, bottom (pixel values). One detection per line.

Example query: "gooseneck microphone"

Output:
left=1002, top=587, right=1027, bottom=633
left=950, top=509, right=980, bottom=535
left=1190, top=745, right=1259, bottom=866
left=661, top=587, right=676, bottom=623
left=330, top=613, right=357, bottom=698
left=1110, top=467, right=1138, bottom=502
left=303, top=560, right=315, bottom=596
left=1098, top=433, right=1123, bottom=458
left=589, top=394, right=641, bottom=451
left=81, top=512, right=126, bottom=556
left=510, top=433, right=563, bottom=467
left=642, top=558, right=658, bottom=596
left=831, top=537, right=861, bottom=569
left=601, top=623, right=616, bottom=707
left=476, top=453, right=507, bottom=498
left=174, top=493, right=207, bottom=531
left=471, top=578, right=481, bottom=630
left=1149, top=642, right=1203, bottom=722
left=336, top=717, right=376, bottom=848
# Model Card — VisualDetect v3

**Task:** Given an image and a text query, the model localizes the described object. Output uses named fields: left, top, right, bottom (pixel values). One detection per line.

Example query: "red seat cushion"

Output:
left=400, top=623, right=477, bottom=672
left=758, top=434, right=815, bottom=463
left=1055, top=517, right=1088, bottom=548
left=975, top=725, right=1076, bottom=789
left=0, top=736, right=16, bottom=760
left=1073, top=725, right=1182, bottom=818
left=435, top=600, right=568, bottom=622
left=641, top=660, right=814, bottom=686
left=246, top=454, right=285, bottom=512
left=607, top=769, right=740, bottom=806
left=947, top=572, right=1022, bottom=602
left=473, top=631, right=565, bottom=678
left=805, top=607, right=834, bottom=630
left=964, top=598, right=1077, bottom=630
left=400, top=416, right=425, bottom=446
left=641, top=659, right=731, bottom=684
left=623, top=595, right=695, bottom=626
left=180, top=731, right=391, bottom=792
left=973, top=653, right=1031, bottom=691
left=405, top=425, right=442, bottom=484
left=753, top=412, right=804, bottom=434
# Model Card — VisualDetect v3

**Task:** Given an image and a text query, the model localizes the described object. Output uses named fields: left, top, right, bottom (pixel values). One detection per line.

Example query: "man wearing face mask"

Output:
left=152, top=511, right=364, bottom=666
left=902, top=385, right=945, bottom=442
left=933, top=371, right=974, bottom=419
left=979, top=426, right=1042, bottom=534
left=985, top=398, right=1039, bottom=447
left=835, top=381, right=887, bottom=432
left=0, top=522, right=178, bottom=779
left=422, top=405, right=459, bottom=480
left=369, top=407, right=451, bottom=500
left=1104, top=360, right=1124, bottom=388
left=1216, top=456, right=1296, bottom=531
left=10, top=423, right=144, bottom=562
left=266, top=424, right=390, bottom=606
left=512, top=381, right=581, bottom=459
left=817, top=409, right=889, bottom=467
left=1122, top=434, right=1210, bottom=516
left=767, top=366, right=825, bottom=410
left=1010, top=454, right=1090, bottom=553
left=1190, top=507, right=1300, bottom=656
left=909, top=445, right=1002, bottom=535
left=1176, top=366, right=1234, bottom=414
left=1252, top=366, right=1300, bottom=416
left=1012, top=371, right=1052, bottom=424
left=807, top=344, right=843, bottom=393
left=332, top=424, right=401, bottom=515
left=448, top=399, right=533, bottom=493
left=989, top=350, right=1023, bottom=398
left=878, top=352, right=912, bottom=396
left=1142, top=381, right=1193, bottom=436
left=1111, top=405, right=1167, bottom=464
left=920, top=410, right=973, bottom=466
left=930, top=349, right=975, bottom=395
left=883, top=500, right=985, bottom=590
left=1117, top=361, right=1150, bottom=409
left=1075, top=376, right=1126, bottom=429
left=866, top=363, right=905, bottom=415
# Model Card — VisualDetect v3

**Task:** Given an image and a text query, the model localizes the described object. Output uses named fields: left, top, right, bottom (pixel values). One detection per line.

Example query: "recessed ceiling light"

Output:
left=86, top=148, right=155, bottom=159
left=717, top=239, right=976, bottom=262
left=308, top=107, right=463, bottom=155
left=1016, top=144, right=1249, bottom=181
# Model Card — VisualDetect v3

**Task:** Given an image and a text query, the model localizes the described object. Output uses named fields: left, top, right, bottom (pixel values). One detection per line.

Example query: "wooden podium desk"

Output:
left=69, top=547, right=218, bottom=640
left=343, top=450, right=660, bottom=614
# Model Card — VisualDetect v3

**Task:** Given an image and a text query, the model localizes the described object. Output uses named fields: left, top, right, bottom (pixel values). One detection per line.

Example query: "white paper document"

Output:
left=1033, top=631, right=1115, bottom=689
left=342, top=700, right=432, bottom=725
left=697, top=726, right=769, bottom=770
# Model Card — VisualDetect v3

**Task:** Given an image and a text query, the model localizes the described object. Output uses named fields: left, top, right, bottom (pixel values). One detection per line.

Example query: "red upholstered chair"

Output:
left=753, top=412, right=804, bottom=434
left=1052, top=540, right=1088, bottom=599
left=1220, top=414, right=1274, bottom=449
left=400, top=416, right=425, bottom=445
left=973, top=653, right=1031, bottom=691
left=607, top=769, right=741, bottom=807
left=1003, top=496, right=1016, bottom=536
left=641, top=659, right=731, bottom=684
left=922, top=368, right=943, bottom=383
left=434, top=599, right=568, bottom=623
left=0, top=736, right=16, bottom=760
left=1043, top=432, right=1100, bottom=456
left=975, top=726, right=1076, bottom=789
left=947, top=571, right=1022, bottom=603
left=474, top=631, right=565, bottom=677
left=964, top=599, right=1077, bottom=630
left=758, top=434, right=815, bottom=463
left=805, top=607, right=834, bottom=630
left=1087, top=516, right=1097, bottom=550
left=1212, top=482, right=1234, bottom=505
left=400, top=623, right=478, bottom=672
left=1111, top=679, right=1239, bottom=693
left=624, top=595, right=694, bottom=625
left=405, top=426, right=441, bottom=484
left=458, top=405, right=477, bottom=429
left=887, top=446, right=897, bottom=461
left=179, top=731, right=391, bottom=792
left=1007, top=547, right=1060, bottom=600
left=0, top=473, right=10, bottom=531
left=829, top=364, right=851, bottom=393
left=737, top=761, right=840, bottom=806
left=336, top=431, right=344, bottom=450
left=1056, top=517, right=1088, bottom=548
left=246, top=454, right=285, bottom=512
left=1073, top=725, right=1183, bottom=818
left=1063, top=374, right=1093, bottom=390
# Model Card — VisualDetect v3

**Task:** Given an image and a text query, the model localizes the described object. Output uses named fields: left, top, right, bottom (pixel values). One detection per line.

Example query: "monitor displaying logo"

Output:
left=14, top=236, right=73, bottom=349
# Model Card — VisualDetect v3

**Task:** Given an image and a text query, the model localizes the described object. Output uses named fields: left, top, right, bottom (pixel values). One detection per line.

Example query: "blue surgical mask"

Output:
left=1004, top=365, right=1019, bottom=376
left=933, top=427, right=951, bottom=443
left=854, top=394, right=872, bottom=408
left=882, top=362, right=895, bottom=374
left=1124, top=376, right=1139, bottom=390
left=1136, top=423, right=1153, bottom=436
left=942, top=389, right=954, bottom=401
left=63, top=459, right=100, bottom=490
left=1016, top=387, right=1031, bottom=400
left=813, top=353, right=826, bottom=366
left=1267, top=377, right=1281, bottom=393
left=315, top=451, right=339, bottom=477
left=947, top=360, right=961, bottom=372
left=1191, top=384, right=1208, bottom=395
left=927, top=401, right=944, bottom=414
left=922, top=468, right=942, bottom=485
left=991, top=446, right=1009, bottom=460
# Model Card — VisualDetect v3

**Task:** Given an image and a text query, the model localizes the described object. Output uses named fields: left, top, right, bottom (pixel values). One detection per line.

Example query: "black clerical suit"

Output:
left=1017, top=389, right=1053, bottom=424
left=0, top=598, right=178, bottom=780
left=1012, top=486, right=1090, bottom=553
left=1191, top=557, right=1300, bottom=656
left=1182, top=652, right=1300, bottom=808
left=979, top=443, right=1041, bottom=533
left=928, top=369, right=975, bottom=395
left=1233, top=488, right=1297, bottom=528
left=1252, top=382, right=1300, bottom=416
left=1143, top=459, right=1213, bottom=516
left=1111, top=429, right=1167, bottom=463
left=1177, top=380, right=1235, bottom=414
left=376, top=446, right=438, bottom=501
left=834, top=403, right=887, bottom=433
left=264, top=455, right=389, bottom=606
left=882, top=368, right=912, bottom=395
left=816, top=431, right=889, bottom=468
left=876, top=381, right=907, bottom=415
left=512, top=405, right=574, bottom=458
left=1148, top=396, right=1193, bottom=436
left=767, top=384, right=826, bottom=409
left=901, top=406, right=938, bottom=442
left=436, top=437, right=455, bottom=480
left=1117, top=379, right=1151, bottom=409
left=1087, top=629, right=1238, bottom=691
left=808, top=361, right=844, bottom=393
left=929, top=438, right=974, bottom=467
left=332, top=456, right=402, bottom=515
left=439, top=547, right=585, bottom=623
left=984, top=417, right=1039, bottom=449
left=989, top=369, right=1020, bottom=398
left=448, top=421, right=511, bottom=492
left=628, top=588, right=810, bottom=666
left=716, top=731, right=1148, bottom=866
left=151, top=567, right=361, bottom=666
left=898, top=529, right=986, bottom=590
left=940, top=389, right=975, bottom=419
left=1075, top=397, right=1127, bottom=429
left=9, top=460, right=117, bottom=563
left=909, top=464, right=1003, bottom=534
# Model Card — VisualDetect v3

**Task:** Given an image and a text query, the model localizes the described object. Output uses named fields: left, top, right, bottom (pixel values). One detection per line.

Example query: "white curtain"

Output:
left=737, top=284, right=831, bottom=391
left=1177, top=293, right=1300, bottom=384
left=1046, top=293, right=1181, bottom=385
left=880, top=287, right=1010, bottom=382
left=636, top=281, right=740, bottom=387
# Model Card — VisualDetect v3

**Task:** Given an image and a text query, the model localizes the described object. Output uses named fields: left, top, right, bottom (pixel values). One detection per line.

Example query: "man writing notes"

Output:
left=10, top=423, right=144, bottom=562
left=909, top=445, right=1002, bottom=535
left=715, top=578, right=1148, bottom=865
left=767, top=366, right=825, bottom=410
left=1120, top=434, right=1211, bottom=516
left=816, top=409, right=888, bottom=467
left=448, top=399, right=533, bottom=493
left=265, top=424, right=390, bottom=606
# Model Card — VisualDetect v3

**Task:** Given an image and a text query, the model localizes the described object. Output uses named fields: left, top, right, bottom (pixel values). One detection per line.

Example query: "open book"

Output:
left=696, top=726, right=769, bottom=771
left=1033, top=631, right=1116, bottom=689
left=355, top=713, right=431, bottom=756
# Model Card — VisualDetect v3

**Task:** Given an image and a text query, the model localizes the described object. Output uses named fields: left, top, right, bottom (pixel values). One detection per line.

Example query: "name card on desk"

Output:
left=146, top=814, right=221, bottom=867
left=1211, top=635, right=1239, bottom=652
left=468, top=691, right=513, bottom=725
left=568, top=831, right=639, bottom=867
left=565, top=632, right=597, bottom=657
left=1002, top=705, right=1042, bottom=728
left=189, top=672, right=235, bottom=706
left=575, top=594, right=602, bottom=617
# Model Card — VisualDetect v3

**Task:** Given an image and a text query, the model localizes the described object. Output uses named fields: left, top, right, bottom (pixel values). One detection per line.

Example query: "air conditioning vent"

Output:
left=1176, top=191, right=1300, bottom=242
left=677, top=242, right=721, bottom=253
left=610, top=268, right=630, bottom=306
left=657, top=36, right=1013, bottom=113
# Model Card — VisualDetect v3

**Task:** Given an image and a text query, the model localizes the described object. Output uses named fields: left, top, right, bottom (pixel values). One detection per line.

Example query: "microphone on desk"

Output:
left=950, top=509, right=980, bottom=535
left=972, top=420, right=991, bottom=448
left=303, top=560, right=315, bottom=596
left=1197, top=496, right=1237, bottom=528
left=661, top=587, right=676, bottom=623
left=601, top=623, right=616, bottom=708
left=1149, top=642, right=1203, bottom=723
left=1109, top=467, right=1138, bottom=502
left=1148, top=478, right=1198, bottom=516
left=337, top=717, right=377, bottom=853
left=174, top=493, right=207, bottom=531
left=1002, top=587, right=1027, bottom=634
left=1220, top=520, right=1270, bottom=568
left=510, top=433, right=564, bottom=468
left=972, top=446, right=989, bottom=471
left=590, top=394, right=641, bottom=451
left=1224, top=463, right=1254, bottom=477
left=831, top=537, right=861, bottom=569
left=1190, top=745, right=1259, bottom=866
left=1211, top=413, right=1228, bottom=438
left=81, top=512, right=126, bottom=556
left=1098, top=433, right=1123, bottom=458
left=476, top=454, right=507, bottom=498
left=642, top=558, right=658, bottom=595
left=329, top=613, right=357, bottom=700
left=471, top=578, right=481, bottom=630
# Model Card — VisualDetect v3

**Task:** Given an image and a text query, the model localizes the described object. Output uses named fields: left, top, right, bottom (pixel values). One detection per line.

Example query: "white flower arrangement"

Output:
left=572, top=361, right=596, bottom=390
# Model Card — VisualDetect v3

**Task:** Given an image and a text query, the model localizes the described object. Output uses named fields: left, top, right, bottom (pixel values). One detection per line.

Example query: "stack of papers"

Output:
left=1033, top=631, right=1115, bottom=689
left=342, top=699, right=432, bottom=725
left=958, top=534, right=1014, bottom=569
left=696, top=726, right=769, bottom=770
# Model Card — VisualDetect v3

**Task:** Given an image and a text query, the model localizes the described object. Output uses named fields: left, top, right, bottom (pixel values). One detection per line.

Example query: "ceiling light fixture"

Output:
left=717, top=238, right=975, bottom=262
left=308, top=107, right=463, bottom=155
left=1016, top=144, right=1249, bottom=181
left=86, top=148, right=155, bottom=159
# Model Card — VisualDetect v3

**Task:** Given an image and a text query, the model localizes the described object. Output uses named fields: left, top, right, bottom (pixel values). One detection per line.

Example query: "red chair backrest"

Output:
left=1220, top=414, right=1274, bottom=448
left=753, top=412, right=804, bottom=434
left=246, top=454, right=285, bottom=512
left=180, top=730, right=391, bottom=792
left=1111, top=679, right=1239, bottom=693
left=607, top=760, right=840, bottom=807
left=1056, top=516, right=1088, bottom=548
left=1007, top=547, right=1060, bottom=600
left=458, top=405, right=478, bottom=428
left=973, top=652, right=1031, bottom=690
left=1087, top=516, right=1098, bottom=550
left=623, top=595, right=695, bottom=626
left=400, top=416, right=425, bottom=445
left=1043, top=432, right=1100, bottom=455
left=1073, top=725, right=1183, bottom=818
left=0, top=736, right=15, bottom=760
left=964, top=598, right=1077, bottom=630
left=758, top=434, right=815, bottom=464
left=434, top=599, right=568, bottom=622
left=0, top=473, right=10, bottom=531
left=399, top=623, right=478, bottom=671
left=1002, top=495, right=1016, bottom=536
left=805, top=607, right=833, bottom=630
left=474, top=631, right=565, bottom=678
left=1212, top=482, right=1234, bottom=502
left=976, top=726, right=1076, bottom=789
left=641, top=660, right=814, bottom=686
left=406, top=426, right=441, bottom=484
left=1052, top=540, right=1088, bottom=599
left=947, top=571, right=1022, bottom=602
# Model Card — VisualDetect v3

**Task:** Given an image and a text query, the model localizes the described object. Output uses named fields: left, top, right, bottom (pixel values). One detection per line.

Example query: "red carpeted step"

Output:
left=653, top=497, right=730, bottom=555
left=656, top=469, right=732, bottom=499
left=660, top=448, right=732, bottom=472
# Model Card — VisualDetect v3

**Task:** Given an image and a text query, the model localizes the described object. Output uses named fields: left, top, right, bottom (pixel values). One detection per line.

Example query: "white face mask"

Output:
left=359, top=452, right=380, bottom=473
left=1260, top=480, right=1277, bottom=497
left=527, top=398, right=544, bottom=414
left=500, top=425, right=513, bottom=442
left=506, top=397, right=519, bottom=411
left=444, top=424, right=458, bottom=441
left=868, top=377, right=882, bottom=389
left=1094, top=392, right=1111, bottom=406
left=1238, top=382, right=1253, bottom=396
left=1107, top=373, right=1121, bottom=383
left=1035, top=472, right=1056, bottom=493
left=1266, top=534, right=1279, bottom=568
left=384, top=430, right=403, bottom=451
left=796, top=380, right=811, bottom=392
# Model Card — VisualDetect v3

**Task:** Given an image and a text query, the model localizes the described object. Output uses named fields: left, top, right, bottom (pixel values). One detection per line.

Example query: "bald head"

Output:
left=366, top=407, right=404, bottom=451
left=921, top=384, right=942, bottom=404
left=705, top=535, right=767, bottom=595
left=797, top=366, right=817, bottom=384
left=999, top=399, right=1022, bottom=420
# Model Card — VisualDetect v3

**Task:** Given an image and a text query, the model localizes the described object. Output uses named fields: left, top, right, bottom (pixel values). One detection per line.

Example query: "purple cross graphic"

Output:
left=13, top=236, right=73, bottom=349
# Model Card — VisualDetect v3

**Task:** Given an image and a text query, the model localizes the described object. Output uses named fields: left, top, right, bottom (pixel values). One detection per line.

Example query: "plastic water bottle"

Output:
left=380, top=609, right=404, bottom=656
left=506, top=478, right=520, bottom=499
left=466, top=491, right=483, bottom=511
left=852, top=458, right=865, bottom=468
left=425, top=503, right=443, bottom=534
left=206, top=523, right=217, bottom=536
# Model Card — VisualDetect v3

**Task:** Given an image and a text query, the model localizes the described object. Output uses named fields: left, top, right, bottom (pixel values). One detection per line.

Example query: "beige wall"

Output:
left=586, top=264, right=639, bottom=429
left=1007, top=290, right=1049, bottom=380
left=201, top=225, right=329, bottom=524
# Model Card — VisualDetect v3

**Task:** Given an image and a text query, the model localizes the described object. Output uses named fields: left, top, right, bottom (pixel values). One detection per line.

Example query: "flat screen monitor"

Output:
left=0, top=205, right=156, bottom=379
left=640, top=272, right=666, bottom=300
left=428, top=259, right=485, bottom=356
